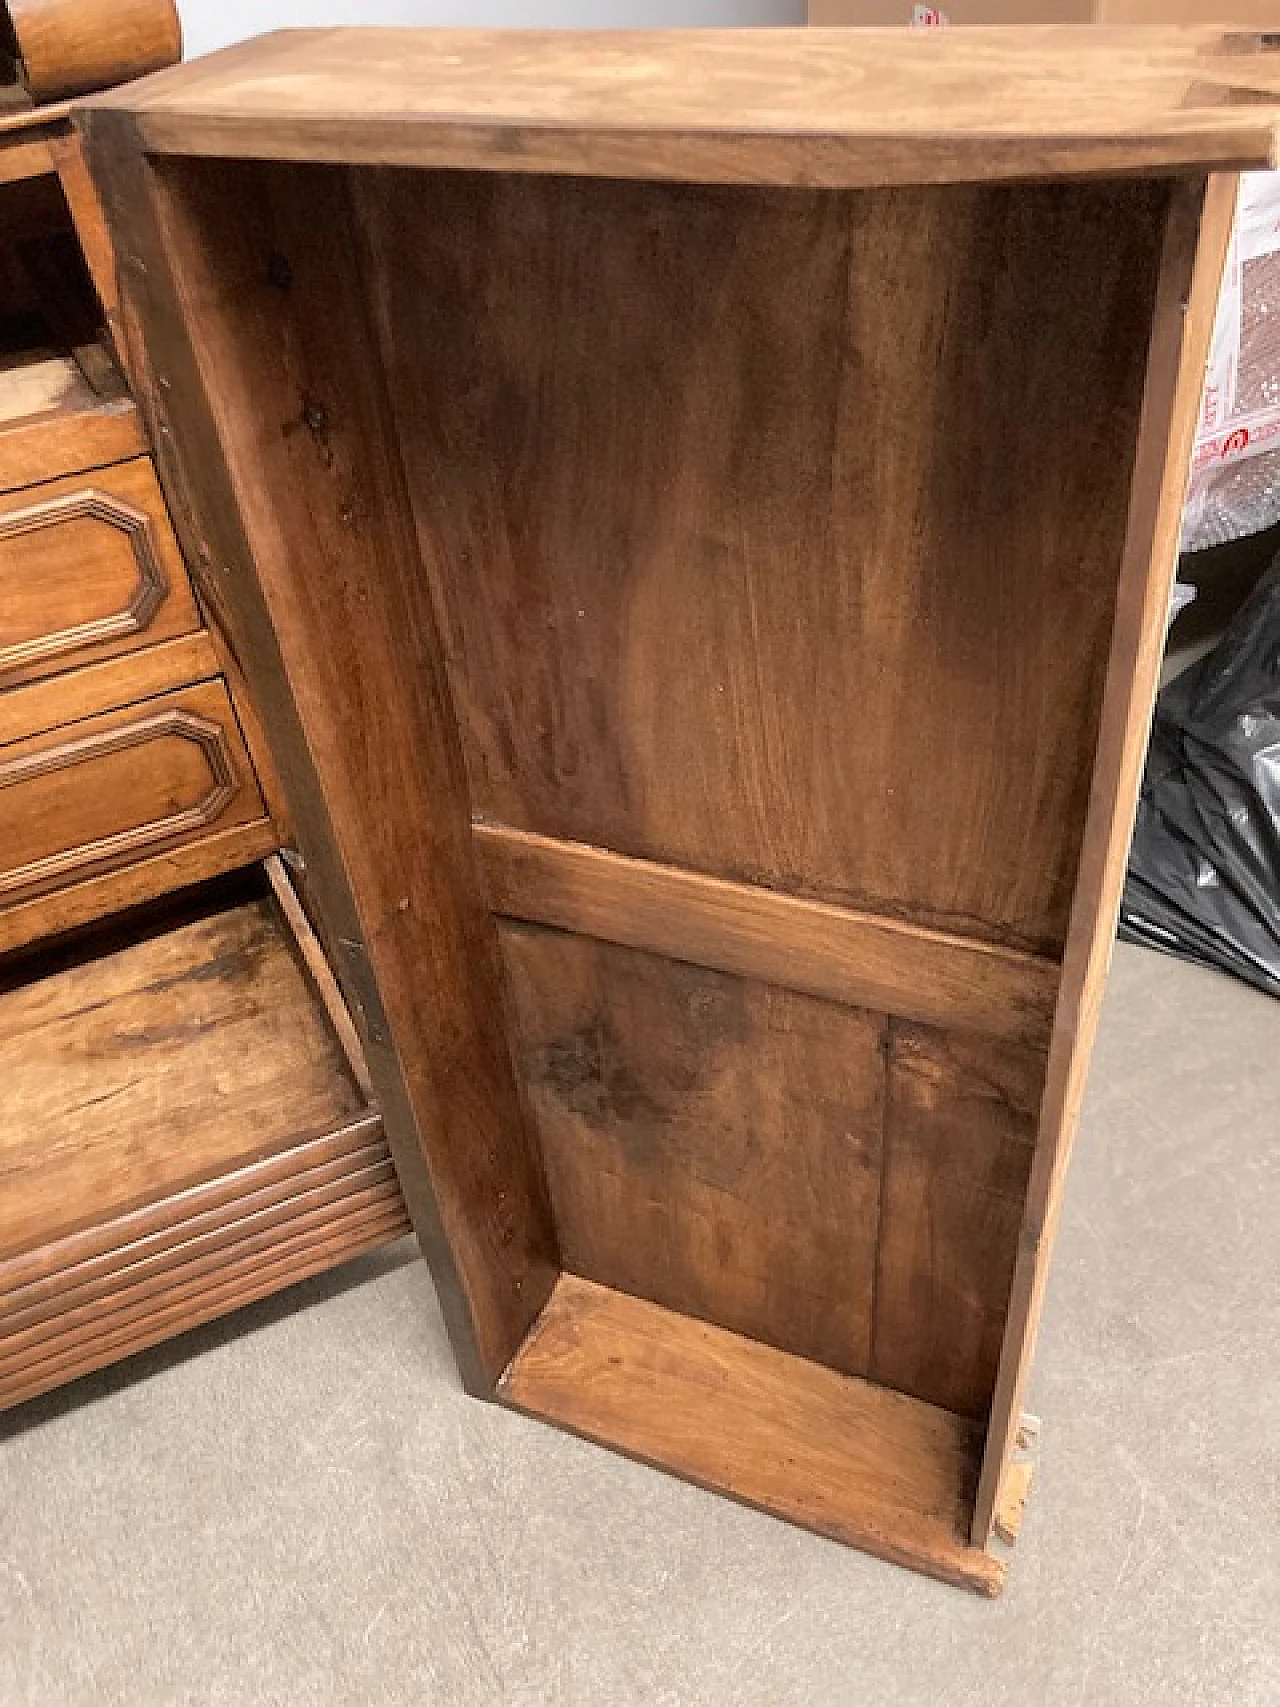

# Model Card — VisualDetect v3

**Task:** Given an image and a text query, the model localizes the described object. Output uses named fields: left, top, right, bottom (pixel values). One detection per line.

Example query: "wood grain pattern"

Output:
left=971, top=174, right=1240, bottom=1542
left=138, top=154, right=559, bottom=1390
left=0, top=73, right=387, bottom=1415
left=872, top=1024, right=1042, bottom=1421
left=0, top=893, right=362, bottom=1254
left=82, top=28, right=1280, bottom=186
left=0, top=676, right=264, bottom=907
left=6, top=0, right=181, bottom=105
left=499, top=916, right=1046, bottom=1418
left=502, top=926, right=883, bottom=1376
left=78, top=111, right=451, bottom=1339
left=0, top=455, right=199, bottom=688
left=265, top=852, right=372, bottom=1099
left=478, top=824, right=1058, bottom=1047
left=92, top=223, right=294, bottom=834
left=45, top=128, right=119, bottom=332
left=361, top=167, right=1166, bottom=956
left=502, top=1275, right=1003, bottom=1596
left=0, top=105, right=71, bottom=138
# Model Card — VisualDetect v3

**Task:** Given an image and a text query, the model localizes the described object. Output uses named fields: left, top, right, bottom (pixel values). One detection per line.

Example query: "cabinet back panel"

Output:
left=356, top=169, right=1170, bottom=957
left=501, top=922, right=885, bottom=1379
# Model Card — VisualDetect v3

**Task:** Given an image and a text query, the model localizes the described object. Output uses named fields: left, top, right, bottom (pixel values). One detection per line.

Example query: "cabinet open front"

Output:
left=78, top=26, right=1276, bottom=1593
left=0, top=863, right=408, bottom=1409
left=0, top=155, right=140, bottom=492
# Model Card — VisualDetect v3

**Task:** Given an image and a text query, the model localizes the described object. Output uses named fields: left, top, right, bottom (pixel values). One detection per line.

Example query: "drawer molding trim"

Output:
left=0, top=708, right=239, bottom=895
left=0, top=486, right=170, bottom=678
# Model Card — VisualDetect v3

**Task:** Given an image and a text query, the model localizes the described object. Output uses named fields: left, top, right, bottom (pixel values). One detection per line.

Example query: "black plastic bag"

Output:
left=1119, top=558, right=1280, bottom=998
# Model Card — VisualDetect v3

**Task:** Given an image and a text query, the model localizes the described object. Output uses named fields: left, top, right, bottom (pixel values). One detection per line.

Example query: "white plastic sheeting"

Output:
left=1183, top=172, right=1280, bottom=554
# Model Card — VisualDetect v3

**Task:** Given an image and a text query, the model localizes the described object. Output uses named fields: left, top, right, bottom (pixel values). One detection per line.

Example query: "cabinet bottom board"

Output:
left=500, top=1273, right=1006, bottom=1596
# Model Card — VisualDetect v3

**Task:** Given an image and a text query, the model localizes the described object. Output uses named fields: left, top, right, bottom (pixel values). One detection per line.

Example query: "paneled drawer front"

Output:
left=0, top=457, right=201, bottom=690
left=0, top=677, right=266, bottom=908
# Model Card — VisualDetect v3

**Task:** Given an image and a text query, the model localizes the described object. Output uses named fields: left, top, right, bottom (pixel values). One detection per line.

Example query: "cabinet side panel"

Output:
left=356, top=170, right=1170, bottom=958
left=81, top=124, right=559, bottom=1390
left=972, top=174, right=1239, bottom=1541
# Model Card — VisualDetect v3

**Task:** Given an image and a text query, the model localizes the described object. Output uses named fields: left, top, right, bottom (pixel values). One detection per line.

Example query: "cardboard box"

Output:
left=810, top=1, right=1280, bottom=24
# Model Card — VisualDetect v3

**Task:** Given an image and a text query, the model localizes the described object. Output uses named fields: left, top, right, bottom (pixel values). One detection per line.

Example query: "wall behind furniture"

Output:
left=177, top=0, right=803, bottom=60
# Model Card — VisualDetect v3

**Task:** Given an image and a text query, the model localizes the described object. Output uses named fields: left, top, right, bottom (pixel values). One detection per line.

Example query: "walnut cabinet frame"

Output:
left=78, top=27, right=1280, bottom=1592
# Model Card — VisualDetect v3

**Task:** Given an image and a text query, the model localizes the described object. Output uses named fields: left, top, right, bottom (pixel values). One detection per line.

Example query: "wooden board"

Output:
left=125, top=152, right=561, bottom=1395
left=0, top=104, right=71, bottom=137
left=2, top=1184, right=404, bottom=1384
left=1, top=1191, right=409, bottom=1409
left=45, top=128, right=119, bottom=330
left=0, top=133, right=54, bottom=185
left=477, top=826, right=1058, bottom=1048
left=0, top=1117, right=386, bottom=1301
left=501, top=926, right=883, bottom=1377
left=970, top=170, right=1240, bottom=1543
left=0, top=819, right=278, bottom=956
left=0, top=1127, right=394, bottom=1366
left=0, top=892, right=363, bottom=1254
left=872, top=1024, right=1042, bottom=1421
left=80, top=28, right=1280, bottom=185
left=0, top=630, right=216, bottom=744
left=502, top=1274, right=1003, bottom=1596
left=499, top=924, right=1046, bottom=1419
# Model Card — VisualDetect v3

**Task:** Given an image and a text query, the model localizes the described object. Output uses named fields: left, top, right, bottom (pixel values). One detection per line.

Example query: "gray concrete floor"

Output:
left=2, top=942, right=1277, bottom=1707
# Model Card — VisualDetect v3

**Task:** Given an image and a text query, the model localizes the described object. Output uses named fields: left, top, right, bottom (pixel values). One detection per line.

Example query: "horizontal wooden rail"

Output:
left=475, top=824, right=1058, bottom=1047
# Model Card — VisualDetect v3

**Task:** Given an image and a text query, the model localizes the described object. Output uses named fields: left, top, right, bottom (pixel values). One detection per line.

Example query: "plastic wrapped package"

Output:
left=1120, top=559, right=1280, bottom=998
left=1183, top=443, right=1280, bottom=554
left=1182, top=173, right=1280, bottom=554
left=1170, top=580, right=1197, bottom=623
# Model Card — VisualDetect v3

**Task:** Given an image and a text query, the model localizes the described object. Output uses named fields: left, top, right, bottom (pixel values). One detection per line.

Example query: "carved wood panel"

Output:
left=0, top=678, right=266, bottom=903
left=0, top=457, right=201, bottom=688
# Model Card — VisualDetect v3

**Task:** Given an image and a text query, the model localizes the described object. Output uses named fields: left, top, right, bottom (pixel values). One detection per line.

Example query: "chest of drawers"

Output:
left=0, top=93, right=410, bottom=1410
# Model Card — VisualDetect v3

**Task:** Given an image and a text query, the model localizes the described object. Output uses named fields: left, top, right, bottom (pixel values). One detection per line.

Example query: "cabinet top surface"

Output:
left=81, top=26, right=1280, bottom=186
